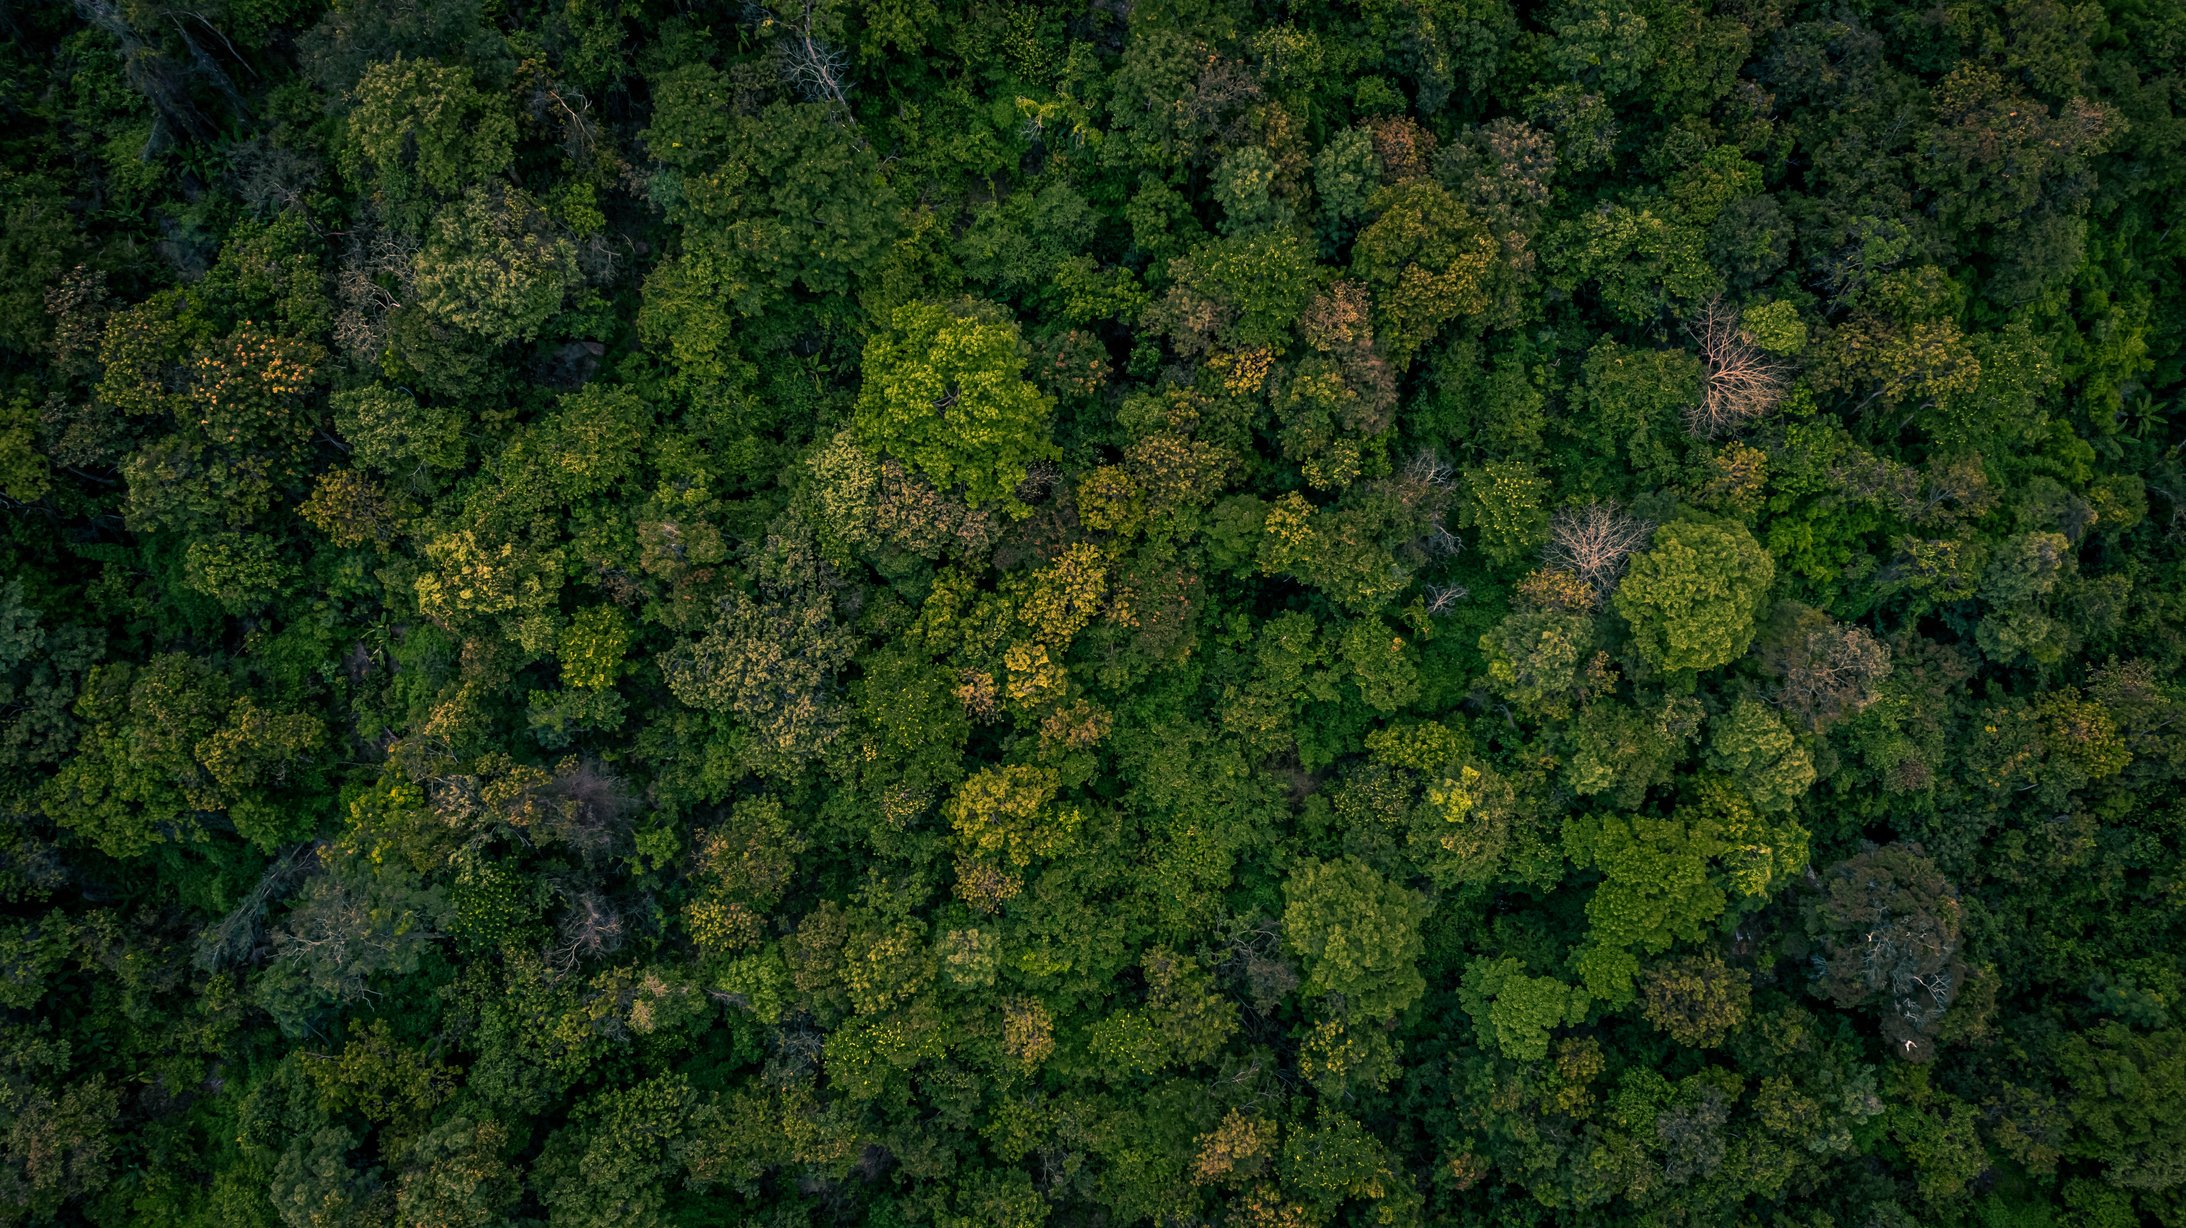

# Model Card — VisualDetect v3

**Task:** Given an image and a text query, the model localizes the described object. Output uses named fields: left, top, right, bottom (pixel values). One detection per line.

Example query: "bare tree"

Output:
left=750, top=0, right=852, bottom=113
left=264, top=866, right=444, bottom=1008
left=1769, top=620, right=1893, bottom=731
left=1689, top=297, right=1788, bottom=437
left=550, top=890, right=626, bottom=972
left=1545, top=502, right=1653, bottom=597
left=1392, top=450, right=1458, bottom=519
left=1423, top=522, right=1462, bottom=557
left=538, top=758, right=634, bottom=864
left=71, top=0, right=241, bottom=145
left=1423, top=584, right=1468, bottom=616
left=1401, top=450, right=1455, bottom=492
left=332, top=223, right=418, bottom=361
left=194, top=843, right=319, bottom=971
left=526, top=78, right=602, bottom=161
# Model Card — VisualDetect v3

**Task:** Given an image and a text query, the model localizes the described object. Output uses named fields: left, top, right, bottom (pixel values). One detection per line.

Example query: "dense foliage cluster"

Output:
left=4, top=0, right=2186, bottom=1224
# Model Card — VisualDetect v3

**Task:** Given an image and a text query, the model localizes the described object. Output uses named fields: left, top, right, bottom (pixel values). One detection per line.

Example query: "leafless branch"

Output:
left=193, top=843, right=319, bottom=971
left=1545, top=502, right=1653, bottom=596
left=760, top=0, right=852, bottom=113
left=1402, top=451, right=1454, bottom=490
left=1424, top=584, right=1468, bottom=615
left=1688, top=297, right=1788, bottom=437
left=550, top=890, right=626, bottom=972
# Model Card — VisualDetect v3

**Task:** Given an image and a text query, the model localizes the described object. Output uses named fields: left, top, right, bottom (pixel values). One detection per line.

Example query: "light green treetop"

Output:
left=1459, top=957, right=1590, bottom=1062
left=1705, top=699, right=1816, bottom=812
left=1614, top=520, right=1775, bottom=672
left=413, top=185, right=578, bottom=345
left=855, top=299, right=1059, bottom=512
left=345, top=58, right=515, bottom=215
left=1282, top=856, right=1429, bottom=1020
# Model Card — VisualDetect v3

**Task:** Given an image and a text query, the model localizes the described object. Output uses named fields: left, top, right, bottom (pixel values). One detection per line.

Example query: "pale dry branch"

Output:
left=1545, top=502, right=1652, bottom=596
left=1689, top=297, right=1788, bottom=437
left=1423, top=584, right=1469, bottom=615
left=551, top=890, right=626, bottom=972
left=1402, top=450, right=1455, bottom=491
left=193, top=843, right=318, bottom=971
left=751, top=0, right=852, bottom=113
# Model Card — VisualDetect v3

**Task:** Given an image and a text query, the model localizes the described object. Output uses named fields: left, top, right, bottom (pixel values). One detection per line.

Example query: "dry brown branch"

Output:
left=1689, top=297, right=1788, bottom=437
left=1771, top=621, right=1893, bottom=731
left=1545, top=503, right=1653, bottom=596
left=551, top=891, right=626, bottom=971
left=332, top=224, right=417, bottom=360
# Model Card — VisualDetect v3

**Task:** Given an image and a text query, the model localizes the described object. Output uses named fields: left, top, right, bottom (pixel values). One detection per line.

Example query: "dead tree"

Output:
left=1689, top=297, right=1788, bottom=437
left=550, top=890, right=626, bottom=972
left=1423, top=584, right=1468, bottom=616
left=1545, top=502, right=1653, bottom=597
left=751, top=0, right=852, bottom=114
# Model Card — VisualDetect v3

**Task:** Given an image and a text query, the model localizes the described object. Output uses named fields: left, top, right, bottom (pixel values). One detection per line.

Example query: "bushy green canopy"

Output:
left=1615, top=520, right=1776, bottom=672
left=854, top=298, right=1059, bottom=511
left=2, top=1, right=2183, bottom=1225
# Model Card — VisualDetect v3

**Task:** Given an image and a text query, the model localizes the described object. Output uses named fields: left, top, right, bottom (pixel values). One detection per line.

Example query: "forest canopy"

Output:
left=3, top=0, right=2186, bottom=1225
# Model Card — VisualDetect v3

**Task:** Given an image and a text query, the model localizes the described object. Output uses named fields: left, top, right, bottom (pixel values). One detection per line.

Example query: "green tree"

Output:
left=254, top=859, right=449, bottom=1037
left=1479, top=610, right=1595, bottom=720
left=1313, top=126, right=1381, bottom=250
left=394, top=1116, right=519, bottom=1228
left=1351, top=179, right=1501, bottom=365
left=558, top=605, right=631, bottom=691
left=638, top=93, right=899, bottom=369
left=1570, top=337, right=1703, bottom=477
left=1212, top=145, right=1293, bottom=235
left=1458, top=459, right=1552, bottom=565
left=1704, top=699, right=1815, bottom=813
left=1088, top=948, right=1241, bottom=1077
left=1566, top=696, right=1703, bottom=807
left=1638, top=950, right=1750, bottom=1048
left=1547, top=182, right=1725, bottom=323
left=1563, top=810, right=1733, bottom=1004
left=1460, top=956, right=1590, bottom=1061
left=2057, top=1022, right=2186, bottom=1194
left=1799, top=843, right=1966, bottom=1062
left=534, top=1075, right=700, bottom=1228
left=412, top=184, right=578, bottom=345
left=269, top=1125, right=385, bottom=1228
left=943, top=763, right=1083, bottom=913
left=1145, top=230, right=1322, bottom=358
left=1613, top=521, right=1774, bottom=673
left=181, top=532, right=294, bottom=613
left=44, top=655, right=227, bottom=858
left=344, top=57, right=516, bottom=216
left=1282, top=856, right=1429, bottom=1019
left=663, top=584, right=856, bottom=765
left=854, top=299, right=1058, bottom=511
left=1338, top=618, right=1421, bottom=715
left=333, top=384, right=467, bottom=475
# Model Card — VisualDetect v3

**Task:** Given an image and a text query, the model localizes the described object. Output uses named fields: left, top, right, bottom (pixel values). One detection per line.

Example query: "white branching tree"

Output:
left=1545, top=502, right=1654, bottom=597
left=749, top=0, right=853, bottom=113
left=1689, top=297, right=1789, bottom=437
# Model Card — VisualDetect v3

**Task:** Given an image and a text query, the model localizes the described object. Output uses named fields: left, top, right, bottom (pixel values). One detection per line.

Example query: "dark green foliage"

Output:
left=4, top=1, right=2186, bottom=1224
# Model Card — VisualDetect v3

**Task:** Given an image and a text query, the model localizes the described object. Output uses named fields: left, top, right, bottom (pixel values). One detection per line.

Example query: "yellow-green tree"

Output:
left=1613, top=521, right=1774, bottom=672
left=1282, top=856, right=1429, bottom=1020
left=855, top=299, right=1058, bottom=511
